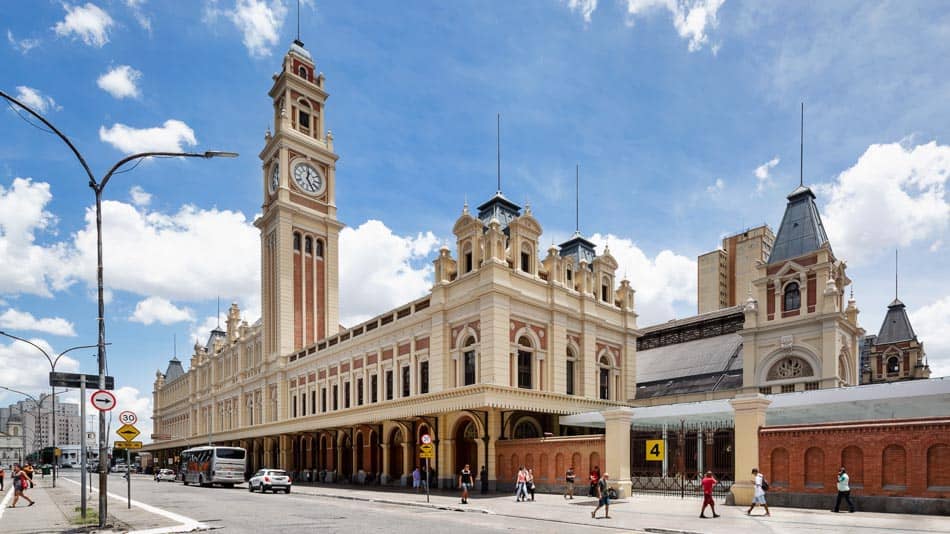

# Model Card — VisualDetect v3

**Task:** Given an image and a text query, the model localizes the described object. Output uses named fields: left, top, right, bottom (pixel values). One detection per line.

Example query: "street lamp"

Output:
left=0, top=89, right=238, bottom=527
left=0, top=331, right=98, bottom=487
left=0, top=385, right=66, bottom=468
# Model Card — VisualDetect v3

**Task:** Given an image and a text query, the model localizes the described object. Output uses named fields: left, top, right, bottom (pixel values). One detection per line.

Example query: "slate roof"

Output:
left=768, top=185, right=831, bottom=264
left=875, top=298, right=917, bottom=344
left=636, top=333, right=743, bottom=385
left=164, top=357, right=185, bottom=383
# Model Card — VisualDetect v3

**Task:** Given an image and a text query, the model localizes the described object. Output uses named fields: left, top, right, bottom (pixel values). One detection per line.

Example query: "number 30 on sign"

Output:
left=645, top=439, right=665, bottom=461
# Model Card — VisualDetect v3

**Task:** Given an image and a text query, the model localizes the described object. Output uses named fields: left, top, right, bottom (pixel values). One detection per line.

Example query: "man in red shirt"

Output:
left=699, top=471, right=720, bottom=518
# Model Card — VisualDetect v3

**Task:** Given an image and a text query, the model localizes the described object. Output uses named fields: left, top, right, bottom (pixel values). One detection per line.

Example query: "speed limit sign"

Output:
left=421, top=434, right=431, bottom=445
left=119, top=411, right=137, bottom=425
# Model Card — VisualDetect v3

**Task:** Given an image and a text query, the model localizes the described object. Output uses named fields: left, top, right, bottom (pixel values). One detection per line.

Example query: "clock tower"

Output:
left=256, top=39, right=342, bottom=359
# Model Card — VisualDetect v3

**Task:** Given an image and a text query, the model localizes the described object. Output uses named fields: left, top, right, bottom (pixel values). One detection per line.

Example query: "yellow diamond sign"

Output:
left=116, top=424, right=140, bottom=442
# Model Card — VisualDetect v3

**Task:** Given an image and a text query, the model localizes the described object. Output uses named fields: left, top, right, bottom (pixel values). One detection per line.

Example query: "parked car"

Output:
left=248, top=469, right=292, bottom=493
left=111, top=464, right=127, bottom=473
left=155, top=468, right=176, bottom=482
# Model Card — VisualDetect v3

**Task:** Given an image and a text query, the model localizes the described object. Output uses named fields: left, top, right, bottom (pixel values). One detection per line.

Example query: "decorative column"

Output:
left=603, top=407, right=635, bottom=498
left=381, top=438, right=391, bottom=483
left=729, top=394, right=771, bottom=505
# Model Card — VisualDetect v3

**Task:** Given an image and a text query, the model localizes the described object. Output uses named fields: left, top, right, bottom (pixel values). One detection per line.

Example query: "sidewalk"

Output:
left=0, top=476, right=180, bottom=533
left=291, top=483, right=950, bottom=533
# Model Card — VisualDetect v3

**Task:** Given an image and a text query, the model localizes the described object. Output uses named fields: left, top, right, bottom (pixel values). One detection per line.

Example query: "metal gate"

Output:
left=629, top=420, right=734, bottom=498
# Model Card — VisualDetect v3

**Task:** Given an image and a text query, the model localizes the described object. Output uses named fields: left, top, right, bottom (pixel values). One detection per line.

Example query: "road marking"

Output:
left=60, top=477, right=206, bottom=533
left=0, top=487, right=13, bottom=520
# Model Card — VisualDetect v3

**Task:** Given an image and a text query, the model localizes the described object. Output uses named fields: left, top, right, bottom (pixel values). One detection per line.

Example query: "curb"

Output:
left=294, top=489, right=493, bottom=514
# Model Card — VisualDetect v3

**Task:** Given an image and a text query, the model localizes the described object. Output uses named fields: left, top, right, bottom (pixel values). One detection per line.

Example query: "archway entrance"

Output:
left=355, top=433, right=365, bottom=472
left=454, top=419, right=479, bottom=482
left=389, top=428, right=404, bottom=481
left=340, top=434, right=353, bottom=480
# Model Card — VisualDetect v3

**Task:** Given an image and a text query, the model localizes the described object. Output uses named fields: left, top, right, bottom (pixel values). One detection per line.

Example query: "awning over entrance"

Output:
left=560, top=377, right=950, bottom=428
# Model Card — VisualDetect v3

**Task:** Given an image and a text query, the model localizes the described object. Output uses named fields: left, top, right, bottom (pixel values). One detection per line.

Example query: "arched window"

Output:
left=566, top=265, right=573, bottom=284
left=304, top=236, right=313, bottom=254
left=315, top=239, right=324, bottom=258
left=298, top=66, right=308, bottom=79
left=463, top=337, right=476, bottom=386
left=513, top=419, right=540, bottom=439
left=601, top=277, right=610, bottom=302
left=297, top=98, right=312, bottom=133
left=293, top=232, right=302, bottom=252
left=887, top=356, right=900, bottom=376
left=766, top=356, right=814, bottom=381
left=566, top=346, right=577, bottom=396
left=463, top=242, right=473, bottom=273
left=598, top=355, right=611, bottom=400
left=520, top=243, right=532, bottom=274
left=783, top=282, right=801, bottom=311
left=517, top=336, right=533, bottom=389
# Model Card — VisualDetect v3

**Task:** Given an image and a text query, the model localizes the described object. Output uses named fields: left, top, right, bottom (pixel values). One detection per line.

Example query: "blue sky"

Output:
left=1, top=1, right=949, bottom=441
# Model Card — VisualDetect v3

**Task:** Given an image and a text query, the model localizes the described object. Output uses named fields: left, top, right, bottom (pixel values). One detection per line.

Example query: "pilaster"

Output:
left=603, top=407, right=635, bottom=498
left=729, top=394, right=772, bottom=505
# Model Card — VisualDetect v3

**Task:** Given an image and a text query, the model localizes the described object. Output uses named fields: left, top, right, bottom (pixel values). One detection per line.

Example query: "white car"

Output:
left=111, top=464, right=127, bottom=473
left=248, top=469, right=292, bottom=493
left=155, top=468, right=176, bottom=482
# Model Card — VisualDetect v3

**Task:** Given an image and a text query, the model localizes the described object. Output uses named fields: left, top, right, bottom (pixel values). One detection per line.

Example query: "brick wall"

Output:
left=494, top=435, right=605, bottom=492
left=759, top=417, right=950, bottom=498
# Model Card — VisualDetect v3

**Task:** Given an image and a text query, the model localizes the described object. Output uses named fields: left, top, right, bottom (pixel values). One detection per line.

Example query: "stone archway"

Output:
left=454, top=418, right=479, bottom=482
left=355, top=432, right=365, bottom=472
left=388, top=428, right=405, bottom=482
left=340, top=433, right=353, bottom=479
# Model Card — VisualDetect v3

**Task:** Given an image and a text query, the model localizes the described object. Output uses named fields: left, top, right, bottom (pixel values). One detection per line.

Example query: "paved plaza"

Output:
left=1, top=472, right=948, bottom=533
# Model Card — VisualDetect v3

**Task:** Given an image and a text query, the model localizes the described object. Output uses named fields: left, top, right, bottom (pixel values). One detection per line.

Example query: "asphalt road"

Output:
left=56, top=472, right=606, bottom=533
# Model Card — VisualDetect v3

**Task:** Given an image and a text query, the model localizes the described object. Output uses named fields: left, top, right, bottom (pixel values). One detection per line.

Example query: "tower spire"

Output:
left=799, top=102, right=804, bottom=187
left=496, top=113, right=501, bottom=194
left=216, top=296, right=221, bottom=329
left=575, top=163, right=580, bottom=234
left=895, top=249, right=899, bottom=300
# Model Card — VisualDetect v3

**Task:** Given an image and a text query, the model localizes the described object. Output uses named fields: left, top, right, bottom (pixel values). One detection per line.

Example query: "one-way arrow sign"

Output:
left=116, top=424, right=140, bottom=442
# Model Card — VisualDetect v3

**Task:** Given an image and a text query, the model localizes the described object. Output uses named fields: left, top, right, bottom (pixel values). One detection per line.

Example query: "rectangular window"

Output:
left=300, top=393, right=306, bottom=415
left=804, top=381, right=820, bottom=391
left=517, top=350, right=532, bottom=389
left=292, top=395, right=297, bottom=418
left=781, top=384, right=796, bottom=393
left=566, top=269, right=573, bottom=282
left=464, top=350, right=476, bottom=386
left=332, top=385, right=339, bottom=410
left=566, top=360, right=575, bottom=395
left=599, top=368, right=610, bottom=400
left=602, top=285, right=609, bottom=302
left=310, top=390, right=316, bottom=415
left=521, top=252, right=531, bottom=272
left=357, top=378, right=364, bottom=406
left=298, top=110, right=310, bottom=129
left=401, top=365, right=411, bottom=397
left=371, top=374, right=378, bottom=403
left=385, top=370, right=393, bottom=400
left=758, top=386, right=772, bottom=395
left=465, top=252, right=473, bottom=273
left=420, top=361, right=429, bottom=394
left=321, top=387, right=327, bottom=412
left=344, top=382, right=351, bottom=408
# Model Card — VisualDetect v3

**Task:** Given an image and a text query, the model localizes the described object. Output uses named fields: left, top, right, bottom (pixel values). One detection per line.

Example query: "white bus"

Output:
left=180, top=446, right=246, bottom=487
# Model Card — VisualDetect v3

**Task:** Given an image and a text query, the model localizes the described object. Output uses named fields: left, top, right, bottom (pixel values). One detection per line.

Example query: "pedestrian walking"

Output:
left=515, top=466, right=528, bottom=502
left=746, top=468, right=770, bottom=516
left=0, top=465, right=5, bottom=491
left=699, top=471, right=720, bottom=518
left=527, top=468, right=536, bottom=501
left=459, top=464, right=474, bottom=504
left=9, top=464, right=35, bottom=508
left=24, top=463, right=34, bottom=488
left=480, top=465, right=489, bottom=494
left=564, top=465, right=575, bottom=499
left=412, top=466, right=422, bottom=493
left=590, top=472, right=610, bottom=519
left=589, top=465, right=600, bottom=497
left=833, top=467, right=856, bottom=513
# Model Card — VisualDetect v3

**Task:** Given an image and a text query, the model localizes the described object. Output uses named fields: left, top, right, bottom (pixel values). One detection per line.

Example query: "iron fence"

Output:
left=630, top=420, right=734, bottom=498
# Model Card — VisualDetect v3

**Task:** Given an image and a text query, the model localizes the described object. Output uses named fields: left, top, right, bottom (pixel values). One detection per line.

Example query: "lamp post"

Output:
left=0, top=386, right=66, bottom=468
left=0, top=89, right=238, bottom=527
left=0, top=332, right=98, bottom=488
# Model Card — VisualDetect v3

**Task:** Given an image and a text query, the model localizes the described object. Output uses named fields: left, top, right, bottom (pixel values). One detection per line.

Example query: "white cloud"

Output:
left=821, top=141, right=950, bottom=265
left=97, top=65, right=143, bottom=99
left=71, top=200, right=260, bottom=307
left=124, top=0, right=152, bottom=32
left=338, top=220, right=439, bottom=326
left=219, top=0, right=288, bottom=58
left=624, top=0, right=725, bottom=52
left=589, top=233, right=696, bottom=325
left=130, top=297, right=195, bottom=325
left=0, top=338, right=81, bottom=403
left=53, top=2, right=114, bottom=47
left=909, top=296, right=950, bottom=379
left=754, top=156, right=779, bottom=192
left=0, top=308, right=77, bottom=337
left=566, top=0, right=598, bottom=23
left=99, top=120, right=197, bottom=154
left=706, top=178, right=725, bottom=194
left=14, top=86, right=60, bottom=114
left=0, top=178, right=74, bottom=297
left=190, top=314, right=225, bottom=347
left=7, top=30, right=40, bottom=54
left=129, top=186, right=152, bottom=207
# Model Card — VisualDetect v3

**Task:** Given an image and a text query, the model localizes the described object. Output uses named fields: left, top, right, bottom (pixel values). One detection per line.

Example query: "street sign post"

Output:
left=90, top=390, right=116, bottom=412
left=115, top=414, right=138, bottom=510
left=419, top=438, right=435, bottom=503
left=50, top=372, right=114, bottom=390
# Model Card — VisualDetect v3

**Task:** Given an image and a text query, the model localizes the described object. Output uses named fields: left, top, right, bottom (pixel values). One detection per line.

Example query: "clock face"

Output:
left=268, top=163, right=279, bottom=195
left=292, top=162, right=324, bottom=195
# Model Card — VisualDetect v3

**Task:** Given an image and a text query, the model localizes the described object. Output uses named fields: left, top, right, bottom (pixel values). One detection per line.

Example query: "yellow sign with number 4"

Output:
left=645, top=439, right=664, bottom=461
